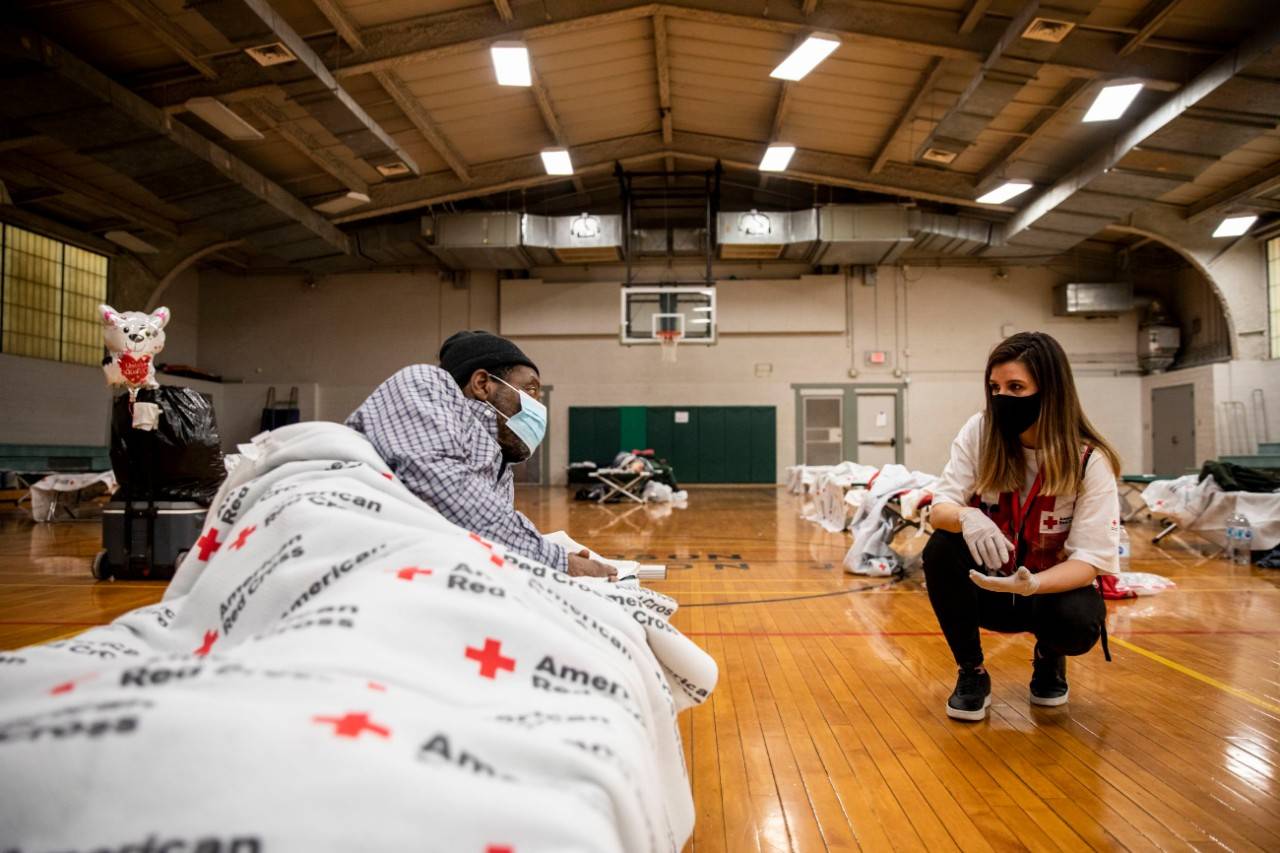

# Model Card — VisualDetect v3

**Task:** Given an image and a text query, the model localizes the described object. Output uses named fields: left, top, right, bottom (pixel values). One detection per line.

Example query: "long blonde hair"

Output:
left=976, top=331, right=1120, bottom=496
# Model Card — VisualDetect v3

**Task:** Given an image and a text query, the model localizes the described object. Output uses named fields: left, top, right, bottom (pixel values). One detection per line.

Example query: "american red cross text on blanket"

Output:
left=0, top=423, right=717, bottom=852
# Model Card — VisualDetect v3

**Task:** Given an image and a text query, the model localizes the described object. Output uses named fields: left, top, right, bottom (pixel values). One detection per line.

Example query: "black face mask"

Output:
left=990, top=392, right=1042, bottom=439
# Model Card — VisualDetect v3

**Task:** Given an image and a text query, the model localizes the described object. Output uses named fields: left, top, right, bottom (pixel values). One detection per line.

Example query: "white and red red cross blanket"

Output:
left=0, top=422, right=717, bottom=853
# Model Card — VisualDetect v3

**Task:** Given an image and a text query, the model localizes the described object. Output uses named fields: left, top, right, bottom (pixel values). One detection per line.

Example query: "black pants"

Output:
left=922, top=530, right=1105, bottom=669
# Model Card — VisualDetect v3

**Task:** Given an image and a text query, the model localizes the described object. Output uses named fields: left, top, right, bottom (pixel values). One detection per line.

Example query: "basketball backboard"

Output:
left=620, top=286, right=716, bottom=346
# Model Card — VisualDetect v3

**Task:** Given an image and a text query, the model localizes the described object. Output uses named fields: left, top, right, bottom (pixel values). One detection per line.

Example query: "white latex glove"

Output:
left=969, top=565, right=1040, bottom=596
left=959, top=507, right=1014, bottom=571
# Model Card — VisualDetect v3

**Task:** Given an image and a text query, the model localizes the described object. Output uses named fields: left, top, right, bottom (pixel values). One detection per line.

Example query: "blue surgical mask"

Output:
left=486, top=373, right=547, bottom=455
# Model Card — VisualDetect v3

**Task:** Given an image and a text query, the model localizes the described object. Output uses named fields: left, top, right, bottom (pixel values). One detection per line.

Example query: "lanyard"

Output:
left=1009, top=467, right=1044, bottom=561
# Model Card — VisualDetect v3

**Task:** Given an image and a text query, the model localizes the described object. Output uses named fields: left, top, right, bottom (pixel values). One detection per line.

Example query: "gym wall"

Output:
left=190, top=264, right=1146, bottom=483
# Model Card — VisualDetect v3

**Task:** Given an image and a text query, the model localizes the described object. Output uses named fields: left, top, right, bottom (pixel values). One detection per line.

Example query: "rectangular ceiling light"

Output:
left=976, top=180, right=1033, bottom=204
left=104, top=231, right=159, bottom=254
left=185, top=97, right=263, bottom=141
left=759, top=144, right=796, bottom=172
left=769, top=34, right=840, bottom=81
left=1213, top=215, right=1258, bottom=238
left=541, top=148, right=574, bottom=175
left=491, top=41, right=531, bottom=86
left=313, top=191, right=371, bottom=214
left=1082, top=82, right=1143, bottom=123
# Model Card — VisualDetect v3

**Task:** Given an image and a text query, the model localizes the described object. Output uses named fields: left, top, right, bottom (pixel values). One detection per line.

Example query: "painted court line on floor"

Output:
left=1108, top=635, right=1280, bottom=715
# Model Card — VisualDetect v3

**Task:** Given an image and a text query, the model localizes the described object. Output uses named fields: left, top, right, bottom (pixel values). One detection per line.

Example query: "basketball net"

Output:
left=657, top=330, right=681, bottom=363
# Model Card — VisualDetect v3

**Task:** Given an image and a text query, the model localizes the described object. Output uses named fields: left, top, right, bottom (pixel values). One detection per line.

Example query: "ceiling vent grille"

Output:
left=1021, top=17, right=1076, bottom=43
left=920, top=147, right=958, bottom=165
left=244, top=42, right=298, bottom=66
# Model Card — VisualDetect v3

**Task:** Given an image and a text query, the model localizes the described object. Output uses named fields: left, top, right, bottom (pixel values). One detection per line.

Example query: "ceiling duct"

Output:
left=634, top=228, right=706, bottom=256
left=906, top=211, right=997, bottom=257
left=813, top=206, right=913, bottom=265
left=717, top=209, right=818, bottom=260
left=422, top=212, right=623, bottom=268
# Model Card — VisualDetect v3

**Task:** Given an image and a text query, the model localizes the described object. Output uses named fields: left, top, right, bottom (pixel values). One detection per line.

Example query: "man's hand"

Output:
left=566, top=550, right=617, bottom=582
left=969, top=565, right=1040, bottom=596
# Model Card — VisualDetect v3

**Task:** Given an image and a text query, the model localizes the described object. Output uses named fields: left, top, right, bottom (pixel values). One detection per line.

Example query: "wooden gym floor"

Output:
left=1, top=487, right=1278, bottom=851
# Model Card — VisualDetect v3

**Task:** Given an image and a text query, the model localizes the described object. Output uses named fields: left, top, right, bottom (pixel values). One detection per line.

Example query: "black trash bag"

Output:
left=110, top=386, right=226, bottom=505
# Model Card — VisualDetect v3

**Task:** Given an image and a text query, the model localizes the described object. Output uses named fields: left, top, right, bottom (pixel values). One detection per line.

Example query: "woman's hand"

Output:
left=959, top=508, right=1014, bottom=571
left=969, top=565, right=1039, bottom=596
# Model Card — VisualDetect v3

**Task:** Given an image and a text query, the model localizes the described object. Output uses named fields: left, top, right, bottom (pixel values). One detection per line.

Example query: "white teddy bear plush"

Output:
left=99, top=304, right=169, bottom=430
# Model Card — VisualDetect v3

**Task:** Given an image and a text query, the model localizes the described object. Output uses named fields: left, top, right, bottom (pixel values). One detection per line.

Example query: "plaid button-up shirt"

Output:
left=346, top=364, right=567, bottom=570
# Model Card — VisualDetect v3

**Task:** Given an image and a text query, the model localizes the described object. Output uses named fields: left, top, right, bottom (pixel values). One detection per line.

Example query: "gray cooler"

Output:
left=96, top=501, right=207, bottom=580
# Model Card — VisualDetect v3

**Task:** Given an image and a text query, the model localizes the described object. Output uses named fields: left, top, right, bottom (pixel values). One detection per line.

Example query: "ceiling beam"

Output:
left=141, top=1, right=1206, bottom=107
left=529, top=66, right=586, bottom=193
left=0, top=28, right=349, bottom=252
left=801, top=0, right=818, bottom=14
left=189, top=0, right=418, bottom=176
left=975, top=77, right=1091, bottom=185
left=958, top=0, right=992, bottom=35
left=653, top=11, right=672, bottom=145
left=0, top=204, right=121, bottom=255
left=912, top=1, right=1099, bottom=166
left=670, top=131, right=1005, bottom=211
left=0, top=152, right=180, bottom=238
left=1185, top=158, right=1280, bottom=222
left=307, top=0, right=365, bottom=50
left=769, top=82, right=793, bottom=143
left=336, top=133, right=667, bottom=223
left=108, top=0, right=218, bottom=80
left=372, top=70, right=471, bottom=183
left=1118, top=0, right=1185, bottom=57
left=494, top=0, right=515, bottom=21
left=1004, top=15, right=1280, bottom=239
left=870, top=57, right=943, bottom=174
left=239, top=98, right=370, bottom=193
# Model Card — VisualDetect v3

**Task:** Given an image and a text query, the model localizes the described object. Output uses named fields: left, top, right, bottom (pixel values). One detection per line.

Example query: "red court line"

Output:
left=685, top=629, right=1280, bottom=637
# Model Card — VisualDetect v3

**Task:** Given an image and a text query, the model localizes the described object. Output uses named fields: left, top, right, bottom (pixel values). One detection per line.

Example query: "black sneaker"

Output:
left=946, top=665, right=992, bottom=721
left=1030, top=644, right=1069, bottom=706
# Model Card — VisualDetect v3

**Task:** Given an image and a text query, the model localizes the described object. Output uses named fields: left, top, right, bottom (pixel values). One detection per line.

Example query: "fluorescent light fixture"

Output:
left=185, top=97, right=263, bottom=141
left=491, top=41, right=531, bottom=86
left=770, top=34, right=840, bottom=81
left=105, top=231, right=159, bottom=254
left=759, top=144, right=796, bottom=172
left=976, top=180, right=1033, bottom=204
left=540, top=148, right=574, bottom=175
left=313, top=191, right=371, bottom=214
left=1213, top=215, right=1257, bottom=238
left=1082, top=82, right=1143, bottom=123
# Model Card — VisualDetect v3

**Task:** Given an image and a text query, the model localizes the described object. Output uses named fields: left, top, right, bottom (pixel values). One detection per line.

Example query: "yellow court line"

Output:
left=1109, top=636, right=1280, bottom=715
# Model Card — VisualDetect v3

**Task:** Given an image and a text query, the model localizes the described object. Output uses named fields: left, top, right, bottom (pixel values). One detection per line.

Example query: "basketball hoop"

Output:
left=657, top=329, right=681, bottom=363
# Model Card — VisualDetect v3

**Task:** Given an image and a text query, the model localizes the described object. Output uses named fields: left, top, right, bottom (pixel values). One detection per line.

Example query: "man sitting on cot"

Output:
left=348, top=330, right=616, bottom=580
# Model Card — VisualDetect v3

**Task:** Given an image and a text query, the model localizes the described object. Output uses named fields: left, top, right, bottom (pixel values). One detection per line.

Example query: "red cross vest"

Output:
left=967, top=447, right=1095, bottom=574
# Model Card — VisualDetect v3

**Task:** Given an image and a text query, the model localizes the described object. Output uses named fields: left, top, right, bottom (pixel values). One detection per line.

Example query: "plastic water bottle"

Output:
left=1226, top=513, right=1253, bottom=566
left=1117, top=524, right=1131, bottom=572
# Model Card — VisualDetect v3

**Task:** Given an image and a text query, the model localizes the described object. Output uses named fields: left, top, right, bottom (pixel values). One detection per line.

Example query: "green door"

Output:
left=644, top=406, right=775, bottom=483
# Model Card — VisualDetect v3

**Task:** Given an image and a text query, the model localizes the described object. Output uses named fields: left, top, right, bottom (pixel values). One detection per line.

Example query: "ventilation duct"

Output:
left=812, top=206, right=912, bottom=264
left=422, top=212, right=623, bottom=268
left=717, top=209, right=818, bottom=260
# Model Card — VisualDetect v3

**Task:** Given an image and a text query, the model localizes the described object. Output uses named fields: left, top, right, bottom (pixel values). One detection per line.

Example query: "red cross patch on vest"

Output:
left=968, top=447, right=1094, bottom=574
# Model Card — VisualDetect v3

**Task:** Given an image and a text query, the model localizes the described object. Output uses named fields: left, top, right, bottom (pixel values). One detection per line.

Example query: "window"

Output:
left=0, top=224, right=109, bottom=366
left=1270, top=238, right=1280, bottom=359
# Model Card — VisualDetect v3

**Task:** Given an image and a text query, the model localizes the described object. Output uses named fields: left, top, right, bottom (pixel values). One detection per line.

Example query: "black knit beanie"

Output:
left=439, top=330, right=538, bottom=388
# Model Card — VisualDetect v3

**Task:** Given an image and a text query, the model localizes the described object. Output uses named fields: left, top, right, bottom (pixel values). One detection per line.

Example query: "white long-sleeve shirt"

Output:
left=932, top=413, right=1120, bottom=574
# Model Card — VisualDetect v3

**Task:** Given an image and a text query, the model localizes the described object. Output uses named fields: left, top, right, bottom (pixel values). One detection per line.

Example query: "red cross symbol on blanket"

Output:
left=193, top=630, right=219, bottom=657
left=486, top=847, right=514, bottom=853
left=49, top=674, right=95, bottom=695
left=465, top=638, right=516, bottom=679
left=468, top=532, right=505, bottom=568
left=1043, top=516, right=1059, bottom=530
left=312, top=711, right=391, bottom=739
left=229, top=525, right=257, bottom=551
left=195, top=528, right=222, bottom=561
left=395, top=567, right=434, bottom=581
